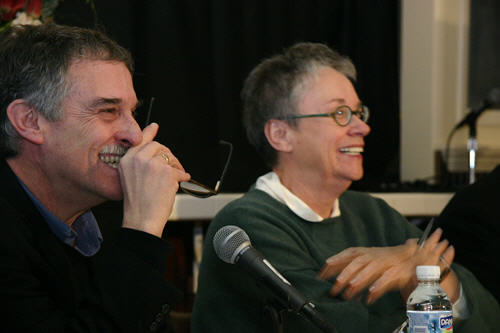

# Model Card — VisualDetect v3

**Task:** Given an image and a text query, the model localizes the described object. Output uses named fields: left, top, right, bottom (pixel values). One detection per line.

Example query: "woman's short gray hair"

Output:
left=241, top=42, right=357, bottom=168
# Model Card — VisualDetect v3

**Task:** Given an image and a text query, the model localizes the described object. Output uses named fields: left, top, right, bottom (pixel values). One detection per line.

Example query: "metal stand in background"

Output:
left=467, top=137, right=478, bottom=184
left=467, top=118, right=479, bottom=184
left=451, top=87, right=500, bottom=184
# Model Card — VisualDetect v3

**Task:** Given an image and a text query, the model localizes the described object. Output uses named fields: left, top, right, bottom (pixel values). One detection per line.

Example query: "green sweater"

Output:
left=191, top=189, right=500, bottom=333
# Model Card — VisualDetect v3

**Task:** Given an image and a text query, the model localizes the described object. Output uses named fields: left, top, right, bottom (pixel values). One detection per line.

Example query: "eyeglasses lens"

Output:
left=333, top=106, right=350, bottom=126
left=179, top=140, right=233, bottom=198
left=360, top=106, right=369, bottom=123
left=180, top=180, right=214, bottom=198
left=333, top=105, right=369, bottom=126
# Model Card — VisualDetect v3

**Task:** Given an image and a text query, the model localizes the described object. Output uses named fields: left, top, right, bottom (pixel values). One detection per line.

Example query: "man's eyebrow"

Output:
left=89, top=97, right=122, bottom=109
left=88, top=98, right=141, bottom=110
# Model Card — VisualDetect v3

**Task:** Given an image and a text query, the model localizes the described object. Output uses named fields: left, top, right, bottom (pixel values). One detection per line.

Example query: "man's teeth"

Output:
left=99, top=155, right=121, bottom=168
left=99, top=146, right=127, bottom=168
left=339, top=147, right=364, bottom=155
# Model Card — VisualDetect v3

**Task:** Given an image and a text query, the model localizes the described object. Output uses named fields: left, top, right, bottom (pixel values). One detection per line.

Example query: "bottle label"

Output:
left=407, top=310, right=453, bottom=333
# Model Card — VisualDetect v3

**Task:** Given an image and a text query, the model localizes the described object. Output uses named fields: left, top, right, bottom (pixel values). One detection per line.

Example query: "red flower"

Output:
left=0, top=0, right=27, bottom=21
left=25, top=0, right=41, bottom=18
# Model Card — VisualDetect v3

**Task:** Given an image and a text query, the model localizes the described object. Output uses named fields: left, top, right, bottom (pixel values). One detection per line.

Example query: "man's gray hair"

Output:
left=0, top=23, right=134, bottom=158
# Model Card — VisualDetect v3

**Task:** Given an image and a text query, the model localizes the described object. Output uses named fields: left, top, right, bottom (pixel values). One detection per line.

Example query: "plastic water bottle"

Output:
left=406, top=265, right=453, bottom=333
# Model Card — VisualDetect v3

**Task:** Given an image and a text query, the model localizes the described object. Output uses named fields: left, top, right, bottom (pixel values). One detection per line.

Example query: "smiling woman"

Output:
left=191, top=42, right=500, bottom=333
left=277, top=66, right=371, bottom=201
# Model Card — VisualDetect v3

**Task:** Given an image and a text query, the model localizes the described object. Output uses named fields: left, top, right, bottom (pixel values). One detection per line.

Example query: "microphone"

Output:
left=213, top=225, right=337, bottom=333
left=454, top=87, right=500, bottom=131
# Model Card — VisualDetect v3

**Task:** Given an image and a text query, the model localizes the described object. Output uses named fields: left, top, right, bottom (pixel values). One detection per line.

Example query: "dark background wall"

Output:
left=51, top=0, right=402, bottom=312
left=468, top=0, right=500, bottom=107
left=49, top=0, right=500, bottom=315
left=55, top=0, right=402, bottom=193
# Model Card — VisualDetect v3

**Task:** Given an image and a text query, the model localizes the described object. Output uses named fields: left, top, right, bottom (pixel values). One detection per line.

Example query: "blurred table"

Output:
left=169, top=192, right=454, bottom=221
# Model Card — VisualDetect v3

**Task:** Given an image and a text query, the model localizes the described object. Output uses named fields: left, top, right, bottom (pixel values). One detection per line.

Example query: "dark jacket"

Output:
left=436, top=164, right=500, bottom=301
left=0, top=160, right=181, bottom=332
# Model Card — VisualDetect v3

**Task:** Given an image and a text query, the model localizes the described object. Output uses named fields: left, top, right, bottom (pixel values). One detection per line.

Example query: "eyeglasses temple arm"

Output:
left=287, top=113, right=332, bottom=119
left=215, top=140, right=233, bottom=193
left=144, top=96, right=155, bottom=127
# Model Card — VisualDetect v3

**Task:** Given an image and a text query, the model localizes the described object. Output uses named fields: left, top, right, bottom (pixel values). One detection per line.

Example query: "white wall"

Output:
left=400, top=0, right=500, bottom=181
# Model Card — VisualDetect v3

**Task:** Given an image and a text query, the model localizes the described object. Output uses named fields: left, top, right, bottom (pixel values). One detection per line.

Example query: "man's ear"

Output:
left=264, top=119, right=294, bottom=153
left=6, top=99, right=44, bottom=145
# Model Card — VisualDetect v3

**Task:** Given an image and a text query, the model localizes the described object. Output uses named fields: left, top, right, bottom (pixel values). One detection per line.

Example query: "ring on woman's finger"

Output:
left=160, top=152, right=170, bottom=164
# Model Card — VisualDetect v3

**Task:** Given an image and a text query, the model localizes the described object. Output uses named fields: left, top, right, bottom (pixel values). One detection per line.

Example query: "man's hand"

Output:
left=119, top=123, right=191, bottom=237
left=318, top=228, right=456, bottom=304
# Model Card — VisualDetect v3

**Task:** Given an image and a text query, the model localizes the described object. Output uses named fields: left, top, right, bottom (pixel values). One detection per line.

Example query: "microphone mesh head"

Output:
left=213, top=225, right=250, bottom=264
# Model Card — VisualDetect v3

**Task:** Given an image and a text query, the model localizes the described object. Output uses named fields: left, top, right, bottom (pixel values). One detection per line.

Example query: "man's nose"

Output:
left=115, top=114, right=143, bottom=147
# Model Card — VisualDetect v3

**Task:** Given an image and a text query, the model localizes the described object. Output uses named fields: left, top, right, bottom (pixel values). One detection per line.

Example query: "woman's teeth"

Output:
left=339, top=147, right=364, bottom=155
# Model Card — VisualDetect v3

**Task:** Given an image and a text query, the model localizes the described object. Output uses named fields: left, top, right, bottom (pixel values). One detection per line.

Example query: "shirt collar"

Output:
left=17, top=179, right=103, bottom=257
left=255, top=171, right=340, bottom=222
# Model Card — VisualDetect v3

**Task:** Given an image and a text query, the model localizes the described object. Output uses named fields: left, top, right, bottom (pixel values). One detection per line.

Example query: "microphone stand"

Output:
left=467, top=117, right=478, bottom=184
left=453, top=88, right=500, bottom=184
left=263, top=304, right=284, bottom=333
left=263, top=302, right=337, bottom=333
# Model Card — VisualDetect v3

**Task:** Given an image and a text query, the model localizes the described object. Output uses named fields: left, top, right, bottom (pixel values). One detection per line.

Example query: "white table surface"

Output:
left=169, top=192, right=454, bottom=221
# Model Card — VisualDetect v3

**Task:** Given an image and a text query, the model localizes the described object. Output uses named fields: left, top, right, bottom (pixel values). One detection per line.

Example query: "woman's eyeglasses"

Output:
left=280, top=104, right=370, bottom=127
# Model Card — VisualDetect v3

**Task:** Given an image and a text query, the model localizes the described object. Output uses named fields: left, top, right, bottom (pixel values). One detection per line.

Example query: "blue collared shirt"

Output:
left=18, top=180, right=103, bottom=257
